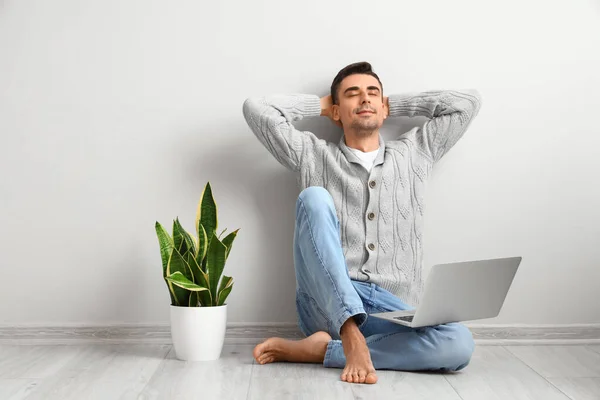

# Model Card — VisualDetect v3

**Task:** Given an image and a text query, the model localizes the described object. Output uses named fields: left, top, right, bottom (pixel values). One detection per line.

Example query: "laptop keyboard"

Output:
left=393, top=315, right=414, bottom=322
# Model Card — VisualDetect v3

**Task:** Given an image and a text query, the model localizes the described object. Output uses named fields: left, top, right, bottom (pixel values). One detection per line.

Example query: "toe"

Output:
left=257, top=352, right=269, bottom=364
left=365, top=372, right=378, bottom=384
left=345, top=369, right=353, bottom=382
left=253, top=343, right=264, bottom=359
left=358, top=371, right=367, bottom=383
left=341, top=369, right=349, bottom=382
left=346, top=369, right=355, bottom=383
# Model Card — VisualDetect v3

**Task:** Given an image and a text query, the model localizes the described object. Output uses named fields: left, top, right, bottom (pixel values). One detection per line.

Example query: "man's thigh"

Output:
left=359, top=282, right=471, bottom=340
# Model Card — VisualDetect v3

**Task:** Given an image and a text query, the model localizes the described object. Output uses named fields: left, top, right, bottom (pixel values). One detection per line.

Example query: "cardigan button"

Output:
left=368, top=212, right=375, bottom=220
left=369, top=180, right=376, bottom=188
left=368, top=243, right=375, bottom=251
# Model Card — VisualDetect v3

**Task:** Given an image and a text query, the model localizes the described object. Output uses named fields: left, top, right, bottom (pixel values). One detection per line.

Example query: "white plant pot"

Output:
left=169, top=304, right=227, bottom=361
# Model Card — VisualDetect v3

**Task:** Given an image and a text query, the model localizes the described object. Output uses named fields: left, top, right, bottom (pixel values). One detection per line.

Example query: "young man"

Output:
left=242, top=62, right=482, bottom=384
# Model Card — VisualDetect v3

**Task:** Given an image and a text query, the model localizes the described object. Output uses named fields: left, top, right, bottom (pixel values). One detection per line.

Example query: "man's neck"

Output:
left=343, top=131, right=380, bottom=152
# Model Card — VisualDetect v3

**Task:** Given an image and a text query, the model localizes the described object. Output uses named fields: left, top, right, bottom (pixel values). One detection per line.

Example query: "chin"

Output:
left=354, top=122, right=381, bottom=131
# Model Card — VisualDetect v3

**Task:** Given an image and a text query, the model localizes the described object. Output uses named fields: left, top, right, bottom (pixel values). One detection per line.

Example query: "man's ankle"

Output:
left=340, top=316, right=363, bottom=339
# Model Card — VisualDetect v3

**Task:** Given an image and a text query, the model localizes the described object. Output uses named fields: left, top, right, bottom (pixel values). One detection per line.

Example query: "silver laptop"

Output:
left=369, top=257, right=522, bottom=328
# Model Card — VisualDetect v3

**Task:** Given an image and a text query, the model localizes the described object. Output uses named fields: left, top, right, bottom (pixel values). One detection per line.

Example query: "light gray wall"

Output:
left=1, top=0, right=599, bottom=326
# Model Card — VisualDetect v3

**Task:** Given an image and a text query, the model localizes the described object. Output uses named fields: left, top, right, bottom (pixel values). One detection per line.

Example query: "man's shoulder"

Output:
left=306, top=136, right=343, bottom=154
left=385, top=130, right=433, bottom=163
left=296, top=136, right=342, bottom=171
left=383, top=137, right=410, bottom=156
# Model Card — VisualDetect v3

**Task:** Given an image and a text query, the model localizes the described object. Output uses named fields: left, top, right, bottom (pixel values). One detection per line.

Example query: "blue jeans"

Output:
left=293, top=186, right=475, bottom=372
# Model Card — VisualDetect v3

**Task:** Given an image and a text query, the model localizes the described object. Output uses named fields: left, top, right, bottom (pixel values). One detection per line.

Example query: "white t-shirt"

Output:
left=347, top=146, right=380, bottom=173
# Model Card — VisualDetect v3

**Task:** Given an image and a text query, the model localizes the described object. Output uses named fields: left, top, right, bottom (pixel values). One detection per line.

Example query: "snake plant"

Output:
left=155, top=182, right=238, bottom=307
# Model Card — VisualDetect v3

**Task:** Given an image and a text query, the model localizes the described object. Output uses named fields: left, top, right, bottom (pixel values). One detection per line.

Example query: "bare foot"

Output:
left=340, top=319, right=378, bottom=384
left=253, top=331, right=332, bottom=365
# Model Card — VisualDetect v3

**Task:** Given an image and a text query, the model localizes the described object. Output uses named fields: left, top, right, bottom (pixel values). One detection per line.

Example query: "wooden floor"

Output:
left=1, top=343, right=600, bottom=399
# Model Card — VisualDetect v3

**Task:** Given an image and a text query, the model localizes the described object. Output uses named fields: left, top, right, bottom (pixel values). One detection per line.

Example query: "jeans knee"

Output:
left=297, top=186, right=335, bottom=216
left=449, top=325, right=475, bottom=371
left=437, top=324, right=475, bottom=371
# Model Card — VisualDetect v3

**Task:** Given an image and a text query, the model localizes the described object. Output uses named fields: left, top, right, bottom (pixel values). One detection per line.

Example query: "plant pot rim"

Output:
left=170, top=304, right=228, bottom=308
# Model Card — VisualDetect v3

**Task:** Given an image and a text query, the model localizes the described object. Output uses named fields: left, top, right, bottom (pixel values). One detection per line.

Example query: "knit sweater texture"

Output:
left=242, top=89, right=482, bottom=307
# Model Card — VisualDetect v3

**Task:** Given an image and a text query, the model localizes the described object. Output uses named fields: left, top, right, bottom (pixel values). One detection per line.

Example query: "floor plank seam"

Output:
left=2, top=343, right=599, bottom=398
left=136, top=345, right=172, bottom=399
left=246, top=355, right=256, bottom=400
left=587, top=345, right=600, bottom=355
left=502, top=345, right=574, bottom=400
left=442, top=373, right=466, bottom=400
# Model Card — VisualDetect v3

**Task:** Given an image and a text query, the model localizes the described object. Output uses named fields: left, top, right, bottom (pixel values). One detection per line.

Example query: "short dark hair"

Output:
left=330, top=62, right=383, bottom=105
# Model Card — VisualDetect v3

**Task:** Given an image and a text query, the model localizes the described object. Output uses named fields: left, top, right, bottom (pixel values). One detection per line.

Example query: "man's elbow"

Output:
left=242, top=97, right=256, bottom=122
left=465, top=89, right=482, bottom=117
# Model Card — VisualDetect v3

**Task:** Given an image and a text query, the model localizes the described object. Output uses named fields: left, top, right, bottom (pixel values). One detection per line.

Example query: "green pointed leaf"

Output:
left=217, top=284, right=233, bottom=306
left=206, top=233, right=227, bottom=302
left=155, top=221, right=176, bottom=305
left=188, top=292, right=200, bottom=307
left=191, top=236, right=199, bottom=256
left=172, top=219, right=188, bottom=255
left=217, top=275, right=233, bottom=298
left=165, top=250, right=185, bottom=306
left=173, top=218, right=195, bottom=256
left=165, top=247, right=194, bottom=306
left=184, top=231, right=198, bottom=257
left=221, top=229, right=239, bottom=260
left=155, top=222, right=173, bottom=275
left=196, top=224, right=208, bottom=269
left=195, top=182, right=218, bottom=250
left=218, top=228, right=227, bottom=239
left=166, top=271, right=210, bottom=292
left=186, top=250, right=212, bottom=306
left=198, top=269, right=212, bottom=306
left=170, top=246, right=194, bottom=280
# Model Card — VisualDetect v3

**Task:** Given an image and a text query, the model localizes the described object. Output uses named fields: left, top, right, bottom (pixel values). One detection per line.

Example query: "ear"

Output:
left=332, top=104, right=340, bottom=121
left=332, top=105, right=343, bottom=127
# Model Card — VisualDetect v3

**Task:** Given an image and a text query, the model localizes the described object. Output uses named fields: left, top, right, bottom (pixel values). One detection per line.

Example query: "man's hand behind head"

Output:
left=320, top=95, right=343, bottom=128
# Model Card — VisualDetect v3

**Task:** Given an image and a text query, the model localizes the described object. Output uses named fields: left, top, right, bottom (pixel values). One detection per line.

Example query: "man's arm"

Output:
left=242, top=94, right=326, bottom=172
left=386, top=89, right=482, bottom=163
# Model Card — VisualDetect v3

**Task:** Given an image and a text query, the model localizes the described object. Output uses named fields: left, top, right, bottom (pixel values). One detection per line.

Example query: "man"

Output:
left=242, top=62, right=482, bottom=384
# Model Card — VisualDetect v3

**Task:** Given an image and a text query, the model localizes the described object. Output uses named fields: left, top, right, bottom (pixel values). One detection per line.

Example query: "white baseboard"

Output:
left=1, top=323, right=599, bottom=346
